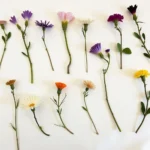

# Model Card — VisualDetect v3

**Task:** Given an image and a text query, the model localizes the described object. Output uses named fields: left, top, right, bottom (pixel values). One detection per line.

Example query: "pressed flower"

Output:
left=90, top=43, right=101, bottom=54
left=10, top=16, right=17, bottom=24
left=105, top=49, right=110, bottom=53
left=6, top=79, right=16, bottom=85
left=21, top=10, right=32, bottom=20
left=84, top=80, right=95, bottom=89
left=134, top=70, right=150, bottom=78
left=0, top=20, right=7, bottom=25
left=58, top=12, right=74, bottom=23
left=128, top=5, right=137, bottom=14
left=35, top=20, right=53, bottom=29
left=55, top=82, right=67, bottom=90
left=79, top=17, right=94, bottom=24
left=107, top=14, right=124, bottom=23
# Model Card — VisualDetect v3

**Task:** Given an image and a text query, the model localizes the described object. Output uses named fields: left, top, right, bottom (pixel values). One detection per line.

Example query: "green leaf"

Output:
left=122, top=48, right=132, bottom=54
left=141, top=102, right=145, bottom=115
left=10, top=123, right=16, bottom=131
left=142, top=33, right=146, bottom=40
left=2, top=36, right=5, bottom=43
left=133, top=32, right=141, bottom=39
left=7, top=32, right=11, bottom=40
left=143, top=53, right=150, bottom=58
left=117, top=43, right=121, bottom=52
left=146, top=108, right=150, bottom=115
left=82, top=106, right=87, bottom=111
left=21, top=52, right=27, bottom=57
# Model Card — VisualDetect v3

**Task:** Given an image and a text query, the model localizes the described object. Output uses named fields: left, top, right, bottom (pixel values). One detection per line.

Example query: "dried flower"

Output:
left=128, top=5, right=137, bottom=15
left=107, top=14, right=124, bottom=23
left=6, top=80, right=16, bottom=86
left=21, top=10, right=32, bottom=20
left=0, top=20, right=7, bottom=25
left=55, top=82, right=67, bottom=90
left=90, top=43, right=101, bottom=54
left=134, top=70, right=150, bottom=78
left=35, top=20, right=53, bottom=29
left=10, top=16, right=17, bottom=24
left=79, top=17, right=94, bottom=24
left=105, top=49, right=110, bottom=53
left=84, top=80, right=95, bottom=89
left=58, top=12, right=75, bottom=23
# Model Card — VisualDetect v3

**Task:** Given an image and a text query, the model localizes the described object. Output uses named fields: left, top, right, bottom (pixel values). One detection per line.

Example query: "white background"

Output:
left=0, top=0, right=150, bottom=149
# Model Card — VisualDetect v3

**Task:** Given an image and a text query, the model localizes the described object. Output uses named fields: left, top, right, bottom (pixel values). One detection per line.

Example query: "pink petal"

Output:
left=0, top=20, right=7, bottom=25
left=66, top=12, right=75, bottom=22
left=57, top=12, right=66, bottom=21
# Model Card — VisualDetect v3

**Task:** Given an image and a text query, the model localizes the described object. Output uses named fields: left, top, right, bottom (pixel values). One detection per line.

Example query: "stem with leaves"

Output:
left=31, top=108, right=50, bottom=136
left=135, top=76, right=150, bottom=133
left=82, top=88, right=99, bottom=134
left=42, top=28, right=54, bottom=71
left=0, top=24, right=11, bottom=69
left=51, top=89, right=74, bottom=134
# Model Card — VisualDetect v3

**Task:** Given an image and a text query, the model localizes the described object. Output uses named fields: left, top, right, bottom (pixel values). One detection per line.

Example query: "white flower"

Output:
left=78, top=17, right=94, bottom=24
left=21, top=95, right=41, bottom=109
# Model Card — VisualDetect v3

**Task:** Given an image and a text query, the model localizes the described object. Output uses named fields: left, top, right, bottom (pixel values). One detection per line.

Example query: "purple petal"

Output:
left=90, top=43, right=101, bottom=54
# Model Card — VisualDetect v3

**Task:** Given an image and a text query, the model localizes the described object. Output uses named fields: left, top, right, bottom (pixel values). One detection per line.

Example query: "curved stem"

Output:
left=63, top=30, right=72, bottom=74
left=57, top=94, right=74, bottom=134
left=83, top=93, right=99, bottom=134
left=42, top=29, right=54, bottom=71
left=31, top=109, right=50, bottom=136
left=103, top=69, right=122, bottom=132
left=134, top=20, right=150, bottom=55
left=116, top=27, right=123, bottom=69
left=11, top=90, right=20, bottom=150
left=135, top=79, right=149, bottom=133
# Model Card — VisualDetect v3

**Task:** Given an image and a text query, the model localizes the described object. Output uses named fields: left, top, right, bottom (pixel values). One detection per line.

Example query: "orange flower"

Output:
left=84, top=80, right=95, bottom=89
left=55, top=82, right=67, bottom=90
left=0, top=20, right=7, bottom=25
left=6, top=80, right=16, bottom=85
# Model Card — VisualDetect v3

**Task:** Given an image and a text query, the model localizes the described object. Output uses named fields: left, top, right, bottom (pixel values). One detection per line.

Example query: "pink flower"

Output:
left=58, top=12, right=75, bottom=23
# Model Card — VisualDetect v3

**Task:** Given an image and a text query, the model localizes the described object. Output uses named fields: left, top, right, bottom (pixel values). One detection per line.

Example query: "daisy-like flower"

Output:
left=21, top=95, right=50, bottom=136
left=21, top=10, right=32, bottom=20
left=134, top=70, right=150, bottom=78
left=90, top=43, right=101, bottom=54
left=35, top=20, right=53, bottom=29
left=84, top=80, right=95, bottom=89
left=10, top=16, right=17, bottom=24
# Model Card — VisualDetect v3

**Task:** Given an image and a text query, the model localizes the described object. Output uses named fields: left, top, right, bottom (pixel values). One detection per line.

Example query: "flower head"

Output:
left=90, top=43, right=101, bottom=54
left=84, top=80, right=95, bottom=89
left=10, top=16, right=17, bottom=24
left=55, top=82, right=67, bottom=90
left=6, top=80, right=16, bottom=86
left=35, top=20, right=54, bottom=29
left=0, top=20, right=7, bottom=25
left=128, top=5, right=137, bottom=14
left=134, top=70, right=150, bottom=78
left=21, top=10, right=32, bottom=20
left=105, top=49, right=110, bottom=53
left=58, top=12, right=75, bottom=23
left=21, top=95, right=41, bottom=109
left=107, top=14, right=124, bottom=23
left=79, top=17, right=94, bottom=24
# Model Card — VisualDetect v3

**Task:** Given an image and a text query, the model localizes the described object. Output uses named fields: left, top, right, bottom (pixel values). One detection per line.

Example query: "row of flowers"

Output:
left=0, top=5, right=148, bottom=83
left=4, top=68, right=150, bottom=150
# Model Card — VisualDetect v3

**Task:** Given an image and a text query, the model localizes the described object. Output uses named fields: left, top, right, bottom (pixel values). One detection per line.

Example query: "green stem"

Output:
left=84, top=32, right=88, bottom=73
left=83, top=93, right=99, bottom=134
left=134, top=20, right=150, bottom=55
left=42, top=29, right=54, bottom=71
left=57, top=94, right=74, bottom=134
left=135, top=79, right=149, bottom=133
left=31, top=108, right=50, bottom=136
left=11, top=90, right=20, bottom=150
left=116, top=27, right=123, bottom=69
left=63, top=30, right=72, bottom=74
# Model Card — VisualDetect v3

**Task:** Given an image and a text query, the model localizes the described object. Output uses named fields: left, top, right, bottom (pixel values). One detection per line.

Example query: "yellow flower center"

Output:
left=29, top=103, right=35, bottom=108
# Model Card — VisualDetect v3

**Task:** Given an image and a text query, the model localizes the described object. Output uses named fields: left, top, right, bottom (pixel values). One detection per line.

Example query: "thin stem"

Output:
left=42, top=29, right=54, bottom=71
left=57, top=94, right=74, bottom=134
left=116, top=27, right=123, bottom=69
left=103, top=60, right=121, bottom=131
left=134, top=20, right=150, bottom=55
left=83, top=93, right=99, bottom=134
left=31, top=108, right=50, bottom=136
left=84, top=32, right=88, bottom=73
left=11, top=90, right=19, bottom=150
left=63, top=30, right=72, bottom=74
left=135, top=79, right=149, bottom=133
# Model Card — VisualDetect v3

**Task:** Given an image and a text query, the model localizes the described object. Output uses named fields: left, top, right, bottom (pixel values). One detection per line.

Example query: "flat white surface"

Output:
left=0, top=0, right=150, bottom=149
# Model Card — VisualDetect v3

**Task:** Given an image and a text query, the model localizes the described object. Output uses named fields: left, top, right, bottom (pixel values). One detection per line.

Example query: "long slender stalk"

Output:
left=11, top=90, right=20, bottom=150
left=42, top=29, right=54, bottom=71
left=63, top=30, right=72, bottom=74
left=31, top=108, right=50, bottom=136
left=83, top=92, right=99, bottom=134
left=84, top=31, right=88, bottom=73
left=135, top=78, right=149, bottom=133
left=56, top=93, right=74, bottom=134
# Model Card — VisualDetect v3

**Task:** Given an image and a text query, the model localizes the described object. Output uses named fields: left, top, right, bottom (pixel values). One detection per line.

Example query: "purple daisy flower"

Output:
left=10, top=16, right=17, bottom=24
left=90, top=43, right=101, bottom=54
left=105, top=49, right=110, bottom=53
left=107, top=14, right=124, bottom=22
left=21, top=10, right=32, bottom=20
left=35, top=20, right=53, bottom=29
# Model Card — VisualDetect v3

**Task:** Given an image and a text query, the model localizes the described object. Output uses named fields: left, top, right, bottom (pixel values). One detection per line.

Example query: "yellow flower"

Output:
left=134, top=70, right=150, bottom=78
left=84, top=80, right=95, bottom=89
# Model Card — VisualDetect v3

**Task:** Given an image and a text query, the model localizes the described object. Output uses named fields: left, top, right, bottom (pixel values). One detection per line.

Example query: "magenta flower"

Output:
left=90, top=43, right=101, bottom=54
left=10, top=16, right=17, bottom=24
left=107, top=14, right=124, bottom=22
left=21, top=10, right=32, bottom=20
left=58, top=12, right=75, bottom=23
